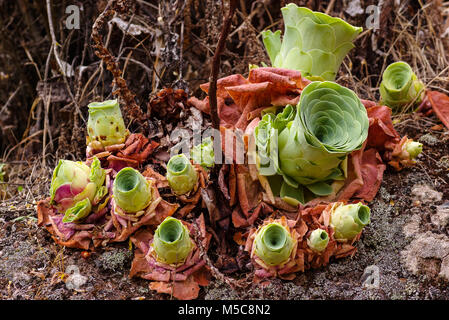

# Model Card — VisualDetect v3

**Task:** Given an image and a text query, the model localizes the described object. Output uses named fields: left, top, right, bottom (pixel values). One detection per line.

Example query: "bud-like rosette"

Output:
left=387, top=137, right=423, bottom=171
left=50, top=157, right=105, bottom=215
left=253, top=222, right=294, bottom=266
left=113, top=167, right=152, bottom=213
left=87, top=99, right=128, bottom=149
left=307, top=229, right=329, bottom=252
left=166, top=154, right=198, bottom=195
left=380, top=61, right=425, bottom=109
left=191, top=137, right=215, bottom=169
left=152, top=217, right=193, bottom=265
left=330, top=202, right=371, bottom=241
left=404, top=139, right=423, bottom=159
left=262, top=4, right=362, bottom=81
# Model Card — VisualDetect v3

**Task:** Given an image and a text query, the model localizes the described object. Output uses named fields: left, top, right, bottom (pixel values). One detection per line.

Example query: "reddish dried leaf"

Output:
left=365, top=105, right=400, bottom=151
left=427, top=90, right=449, bottom=130
left=338, top=147, right=386, bottom=202
left=189, top=67, right=308, bottom=130
left=149, top=276, right=200, bottom=300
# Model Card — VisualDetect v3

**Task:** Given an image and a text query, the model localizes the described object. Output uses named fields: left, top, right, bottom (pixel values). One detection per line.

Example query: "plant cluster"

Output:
left=35, top=3, right=449, bottom=300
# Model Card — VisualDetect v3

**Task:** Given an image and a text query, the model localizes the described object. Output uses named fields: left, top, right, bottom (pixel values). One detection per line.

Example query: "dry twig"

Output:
left=208, top=0, right=238, bottom=130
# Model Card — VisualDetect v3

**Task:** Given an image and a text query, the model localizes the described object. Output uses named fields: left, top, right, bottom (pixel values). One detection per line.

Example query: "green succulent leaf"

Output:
left=254, top=113, right=279, bottom=176
left=330, top=202, right=371, bottom=241
left=280, top=182, right=304, bottom=206
left=87, top=99, right=127, bottom=148
left=89, top=157, right=106, bottom=187
left=254, top=222, right=294, bottom=266
left=93, top=186, right=108, bottom=205
left=62, top=198, right=92, bottom=223
left=262, top=4, right=362, bottom=81
left=166, top=154, right=198, bottom=195
left=379, top=61, right=425, bottom=109
left=152, top=217, right=193, bottom=265
left=307, top=229, right=329, bottom=252
left=273, top=104, right=296, bottom=131
left=113, top=167, right=152, bottom=213
left=191, top=137, right=215, bottom=169
left=304, top=181, right=333, bottom=196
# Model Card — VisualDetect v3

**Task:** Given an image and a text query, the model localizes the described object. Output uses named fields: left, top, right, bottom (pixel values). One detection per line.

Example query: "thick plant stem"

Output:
left=208, top=0, right=238, bottom=131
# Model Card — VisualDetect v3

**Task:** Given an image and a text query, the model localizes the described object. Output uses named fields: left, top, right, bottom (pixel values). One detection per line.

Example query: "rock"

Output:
left=403, top=214, right=421, bottom=238
left=345, top=0, right=364, bottom=17
left=411, top=184, right=442, bottom=203
left=419, top=133, right=439, bottom=146
left=431, top=202, right=449, bottom=228
left=401, top=231, right=449, bottom=281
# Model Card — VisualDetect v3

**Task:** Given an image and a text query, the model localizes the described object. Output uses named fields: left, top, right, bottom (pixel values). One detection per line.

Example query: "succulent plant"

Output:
left=307, top=229, right=329, bottom=252
left=152, top=217, right=193, bottom=265
left=50, top=157, right=106, bottom=217
left=330, top=202, right=371, bottom=241
left=262, top=4, right=362, bottom=81
left=379, top=61, right=425, bottom=109
left=191, top=137, right=215, bottom=169
left=404, top=139, right=423, bottom=159
left=166, top=154, right=198, bottom=195
left=253, top=222, right=294, bottom=266
left=255, top=81, right=369, bottom=204
left=112, top=167, right=152, bottom=213
left=87, top=99, right=128, bottom=150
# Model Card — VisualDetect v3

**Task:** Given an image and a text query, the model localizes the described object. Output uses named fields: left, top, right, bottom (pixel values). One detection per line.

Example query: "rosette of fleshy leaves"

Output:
left=386, top=136, right=423, bottom=171
left=49, top=157, right=108, bottom=223
left=86, top=99, right=128, bottom=153
left=307, top=228, right=329, bottom=252
left=379, top=61, right=425, bottom=110
left=254, top=81, right=369, bottom=205
left=245, top=216, right=301, bottom=280
left=112, top=167, right=156, bottom=222
left=86, top=100, right=158, bottom=170
left=130, top=215, right=211, bottom=300
left=166, top=153, right=209, bottom=217
left=329, top=202, right=371, bottom=242
left=151, top=216, right=194, bottom=266
left=262, top=4, right=362, bottom=81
